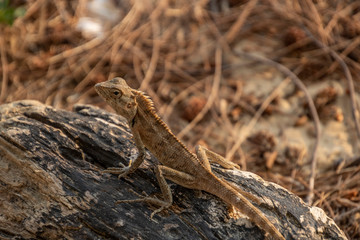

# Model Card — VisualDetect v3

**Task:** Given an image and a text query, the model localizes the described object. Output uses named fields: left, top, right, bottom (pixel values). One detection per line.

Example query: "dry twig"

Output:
left=232, top=51, right=321, bottom=204
left=304, top=28, right=360, bottom=141
left=177, top=46, right=222, bottom=139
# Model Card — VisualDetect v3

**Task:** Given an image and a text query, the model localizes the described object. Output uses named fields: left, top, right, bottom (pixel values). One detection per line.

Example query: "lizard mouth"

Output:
left=94, top=83, right=102, bottom=92
left=94, top=85, right=106, bottom=98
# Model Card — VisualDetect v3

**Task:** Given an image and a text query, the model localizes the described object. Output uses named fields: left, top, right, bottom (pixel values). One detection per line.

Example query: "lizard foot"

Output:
left=102, top=160, right=132, bottom=178
left=116, top=189, right=171, bottom=219
left=227, top=204, right=245, bottom=220
left=150, top=206, right=167, bottom=219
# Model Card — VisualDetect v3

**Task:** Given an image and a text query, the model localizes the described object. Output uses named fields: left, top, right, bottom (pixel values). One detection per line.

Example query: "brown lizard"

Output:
left=95, top=77, right=285, bottom=240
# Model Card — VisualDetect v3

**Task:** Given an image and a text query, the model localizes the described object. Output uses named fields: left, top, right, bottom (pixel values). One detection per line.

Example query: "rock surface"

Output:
left=0, top=100, right=347, bottom=239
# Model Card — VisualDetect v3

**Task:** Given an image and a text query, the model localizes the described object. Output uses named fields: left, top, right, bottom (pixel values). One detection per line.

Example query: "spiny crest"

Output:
left=135, top=90, right=172, bottom=132
left=137, top=90, right=157, bottom=113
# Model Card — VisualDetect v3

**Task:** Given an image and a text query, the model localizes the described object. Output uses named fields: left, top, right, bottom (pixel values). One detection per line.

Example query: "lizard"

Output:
left=95, top=77, right=285, bottom=240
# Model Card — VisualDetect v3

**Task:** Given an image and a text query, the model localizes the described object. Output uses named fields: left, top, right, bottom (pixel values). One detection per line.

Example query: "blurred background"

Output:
left=1, top=0, right=359, bottom=238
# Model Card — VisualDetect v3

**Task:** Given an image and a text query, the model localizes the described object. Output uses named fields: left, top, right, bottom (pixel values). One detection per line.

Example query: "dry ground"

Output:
left=1, top=0, right=360, bottom=238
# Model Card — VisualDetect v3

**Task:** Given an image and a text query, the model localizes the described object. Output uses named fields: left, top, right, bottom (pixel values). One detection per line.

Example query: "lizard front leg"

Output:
left=103, top=130, right=146, bottom=178
left=117, top=165, right=197, bottom=219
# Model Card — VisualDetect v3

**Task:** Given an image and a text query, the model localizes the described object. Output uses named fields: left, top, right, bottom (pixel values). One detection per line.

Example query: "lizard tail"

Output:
left=207, top=177, right=285, bottom=240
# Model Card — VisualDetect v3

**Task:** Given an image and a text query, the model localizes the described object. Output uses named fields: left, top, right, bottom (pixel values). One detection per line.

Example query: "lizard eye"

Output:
left=113, top=90, right=122, bottom=97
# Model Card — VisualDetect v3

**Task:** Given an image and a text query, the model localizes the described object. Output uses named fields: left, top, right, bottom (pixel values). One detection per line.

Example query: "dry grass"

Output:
left=1, top=0, right=360, bottom=238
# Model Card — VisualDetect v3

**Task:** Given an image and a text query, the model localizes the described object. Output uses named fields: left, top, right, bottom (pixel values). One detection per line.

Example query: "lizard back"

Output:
left=133, top=91, right=206, bottom=173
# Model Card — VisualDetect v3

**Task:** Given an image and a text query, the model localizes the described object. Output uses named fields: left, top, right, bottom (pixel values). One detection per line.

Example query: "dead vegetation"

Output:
left=0, top=0, right=359, bottom=238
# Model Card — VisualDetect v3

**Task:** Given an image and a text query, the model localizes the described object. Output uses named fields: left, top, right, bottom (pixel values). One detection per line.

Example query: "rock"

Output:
left=0, top=100, right=347, bottom=240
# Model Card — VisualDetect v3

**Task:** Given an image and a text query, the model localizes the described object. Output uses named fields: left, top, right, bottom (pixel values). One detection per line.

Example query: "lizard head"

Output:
left=95, top=77, right=138, bottom=122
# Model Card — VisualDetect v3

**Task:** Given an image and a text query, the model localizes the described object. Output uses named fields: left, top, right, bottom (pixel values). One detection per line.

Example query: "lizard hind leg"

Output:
left=116, top=165, right=174, bottom=219
left=196, top=145, right=262, bottom=213
left=195, top=145, right=212, bottom=171
left=118, top=165, right=198, bottom=219
left=117, top=164, right=198, bottom=219
left=196, top=145, right=240, bottom=170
